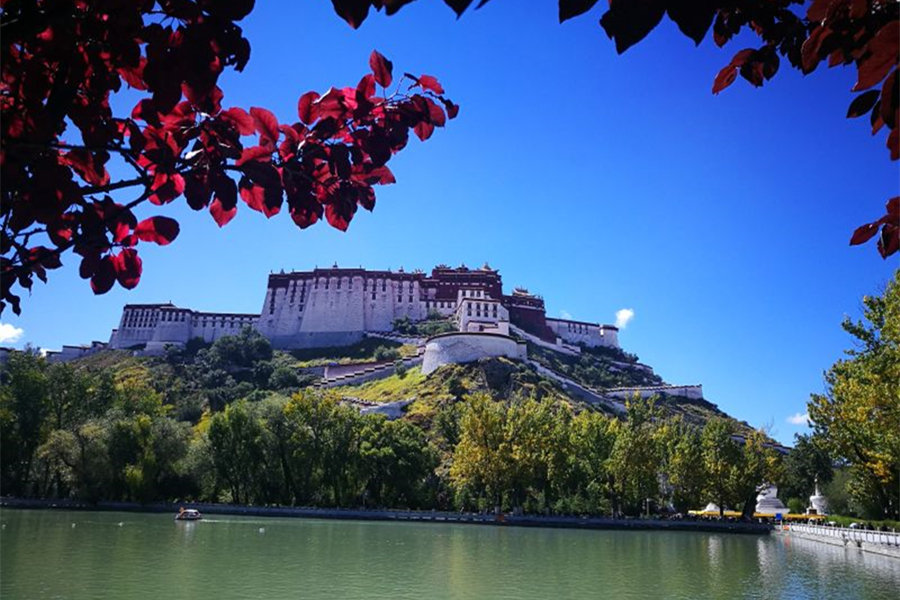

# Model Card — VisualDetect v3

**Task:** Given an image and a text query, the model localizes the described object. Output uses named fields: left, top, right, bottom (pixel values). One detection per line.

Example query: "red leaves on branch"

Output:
left=0, top=0, right=456, bottom=315
left=851, top=197, right=900, bottom=258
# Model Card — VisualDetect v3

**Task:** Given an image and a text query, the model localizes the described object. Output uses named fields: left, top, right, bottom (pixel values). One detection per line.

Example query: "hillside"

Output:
left=63, top=331, right=751, bottom=434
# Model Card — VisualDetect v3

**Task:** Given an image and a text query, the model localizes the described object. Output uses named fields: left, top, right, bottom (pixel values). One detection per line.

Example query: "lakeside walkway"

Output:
left=778, top=522, right=900, bottom=559
left=1, top=497, right=770, bottom=535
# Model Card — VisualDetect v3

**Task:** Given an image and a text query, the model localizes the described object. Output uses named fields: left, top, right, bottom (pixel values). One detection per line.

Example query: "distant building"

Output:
left=102, top=263, right=620, bottom=353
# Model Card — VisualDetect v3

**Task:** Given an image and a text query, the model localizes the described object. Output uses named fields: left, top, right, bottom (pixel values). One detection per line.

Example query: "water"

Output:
left=2, top=510, right=899, bottom=599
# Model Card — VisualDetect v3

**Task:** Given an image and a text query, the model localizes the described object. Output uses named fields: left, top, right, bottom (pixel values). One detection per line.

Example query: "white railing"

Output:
left=786, top=522, right=900, bottom=547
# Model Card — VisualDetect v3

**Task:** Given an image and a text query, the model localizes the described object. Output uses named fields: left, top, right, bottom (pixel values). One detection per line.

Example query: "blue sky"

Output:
left=3, top=3, right=897, bottom=444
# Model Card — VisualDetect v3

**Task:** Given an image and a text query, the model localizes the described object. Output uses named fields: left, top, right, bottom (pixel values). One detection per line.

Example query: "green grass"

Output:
left=825, top=515, right=900, bottom=530
left=290, top=338, right=413, bottom=367
left=333, top=366, right=429, bottom=402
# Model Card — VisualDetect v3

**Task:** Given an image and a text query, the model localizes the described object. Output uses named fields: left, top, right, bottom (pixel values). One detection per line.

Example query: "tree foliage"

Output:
left=0, top=1, right=457, bottom=314
left=808, top=269, right=900, bottom=519
left=2, top=349, right=791, bottom=516
left=332, top=0, right=899, bottom=258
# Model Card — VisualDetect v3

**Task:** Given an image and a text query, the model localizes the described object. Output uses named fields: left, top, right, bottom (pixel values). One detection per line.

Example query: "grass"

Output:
left=333, top=366, right=429, bottom=402
left=290, top=338, right=413, bottom=368
left=825, top=515, right=900, bottom=530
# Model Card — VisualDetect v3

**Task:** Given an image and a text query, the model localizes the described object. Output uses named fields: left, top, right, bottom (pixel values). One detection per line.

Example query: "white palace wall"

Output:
left=258, top=274, right=432, bottom=349
left=546, top=318, right=619, bottom=349
left=422, top=332, right=527, bottom=375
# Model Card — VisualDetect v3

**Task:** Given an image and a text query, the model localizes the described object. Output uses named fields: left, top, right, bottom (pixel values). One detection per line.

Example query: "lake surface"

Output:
left=2, top=509, right=899, bottom=599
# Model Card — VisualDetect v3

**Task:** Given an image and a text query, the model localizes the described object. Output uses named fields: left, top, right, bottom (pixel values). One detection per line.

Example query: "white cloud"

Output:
left=559, top=310, right=573, bottom=320
left=786, top=412, right=809, bottom=426
left=615, top=308, right=635, bottom=329
left=0, top=323, right=24, bottom=344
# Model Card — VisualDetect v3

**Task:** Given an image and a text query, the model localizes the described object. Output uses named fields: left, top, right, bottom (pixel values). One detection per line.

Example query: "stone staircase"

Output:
left=363, top=331, right=427, bottom=346
left=315, top=346, right=425, bottom=389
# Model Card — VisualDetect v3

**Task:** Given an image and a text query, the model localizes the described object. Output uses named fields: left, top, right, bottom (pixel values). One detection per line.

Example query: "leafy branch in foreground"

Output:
left=1, top=1, right=457, bottom=314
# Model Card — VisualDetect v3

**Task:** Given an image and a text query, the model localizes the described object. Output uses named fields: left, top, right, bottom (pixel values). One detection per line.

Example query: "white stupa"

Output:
left=754, top=484, right=789, bottom=516
left=807, top=478, right=829, bottom=515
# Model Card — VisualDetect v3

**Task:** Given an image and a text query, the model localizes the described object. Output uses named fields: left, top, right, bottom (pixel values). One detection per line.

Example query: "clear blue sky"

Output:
left=4, top=3, right=897, bottom=444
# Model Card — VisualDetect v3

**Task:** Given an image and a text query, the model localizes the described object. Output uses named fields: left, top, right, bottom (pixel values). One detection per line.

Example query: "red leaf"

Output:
left=559, top=0, right=600, bottom=23
left=416, top=75, right=444, bottom=95
left=599, top=0, right=667, bottom=54
left=882, top=69, right=898, bottom=128
left=887, top=196, right=900, bottom=219
left=443, top=99, right=460, bottom=119
left=90, top=256, right=116, bottom=295
left=149, top=172, right=185, bottom=205
left=314, top=88, right=348, bottom=121
left=239, top=180, right=267, bottom=213
left=807, top=0, right=836, bottom=21
left=331, top=0, right=371, bottom=28
left=236, top=145, right=272, bottom=166
left=250, top=107, right=279, bottom=146
left=298, top=91, right=320, bottom=125
left=413, top=121, right=434, bottom=141
left=425, top=98, right=446, bottom=127
left=113, top=249, right=142, bottom=289
left=853, top=23, right=898, bottom=91
left=850, top=220, right=884, bottom=245
left=210, top=198, right=237, bottom=227
left=369, top=50, right=394, bottom=88
left=290, top=203, right=322, bottom=229
left=847, top=90, right=880, bottom=118
left=134, top=216, right=180, bottom=245
left=888, top=127, right=899, bottom=160
left=325, top=203, right=353, bottom=231
left=220, top=107, right=256, bottom=135
left=356, top=73, right=376, bottom=102
left=63, top=149, right=110, bottom=186
left=801, top=26, right=830, bottom=73
left=712, top=65, right=738, bottom=94
left=878, top=223, right=900, bottom=258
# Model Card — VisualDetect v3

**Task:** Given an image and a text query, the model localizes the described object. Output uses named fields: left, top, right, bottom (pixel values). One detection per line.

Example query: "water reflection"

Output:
left=2, top=510, right=898, bottom=600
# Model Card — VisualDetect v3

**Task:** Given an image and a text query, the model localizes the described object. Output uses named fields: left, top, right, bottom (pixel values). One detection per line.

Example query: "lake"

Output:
left=2, top=509, right=899, bottom=599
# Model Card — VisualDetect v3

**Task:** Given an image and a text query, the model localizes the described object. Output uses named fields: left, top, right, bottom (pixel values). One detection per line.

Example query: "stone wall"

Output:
left=421, top=332, right=527, bottom=375
left=604, top=384, right=703, bottom=401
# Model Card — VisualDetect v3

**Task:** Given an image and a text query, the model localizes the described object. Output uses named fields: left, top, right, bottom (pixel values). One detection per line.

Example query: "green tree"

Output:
left=359, top=416, right=437, bottom=508
left=450, top=393, right=512, bottom=511
left=733, top=429, right=784, bottom=518
left=701, top=418, right=743, bottom=517
left=566, top=410, right=616, bottom=514
left=808, top=270, right=900, bottom=519
left=0, top=350, right=49, bottom=495
left=208, top=400, right=267, bottom=504
left=662, top=421, right=706, bottom=514
left=780, top=433, right=834, bottom=502
left=607, top=397, right=663, bottom=517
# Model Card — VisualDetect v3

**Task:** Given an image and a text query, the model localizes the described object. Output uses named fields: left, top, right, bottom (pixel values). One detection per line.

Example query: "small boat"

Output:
left=175, top=508, right=202, bottom=521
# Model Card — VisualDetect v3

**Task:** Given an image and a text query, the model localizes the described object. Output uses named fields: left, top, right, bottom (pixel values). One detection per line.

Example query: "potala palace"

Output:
left=61, top=263, right=620, bottom=356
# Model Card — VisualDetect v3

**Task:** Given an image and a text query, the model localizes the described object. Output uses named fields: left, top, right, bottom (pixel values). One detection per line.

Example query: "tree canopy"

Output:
left=807, top=269, right=900, bottom=519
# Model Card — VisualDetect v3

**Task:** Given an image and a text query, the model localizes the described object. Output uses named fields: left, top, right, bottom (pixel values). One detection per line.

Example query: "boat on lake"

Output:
left=175, top=508, right=202, bottom=521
